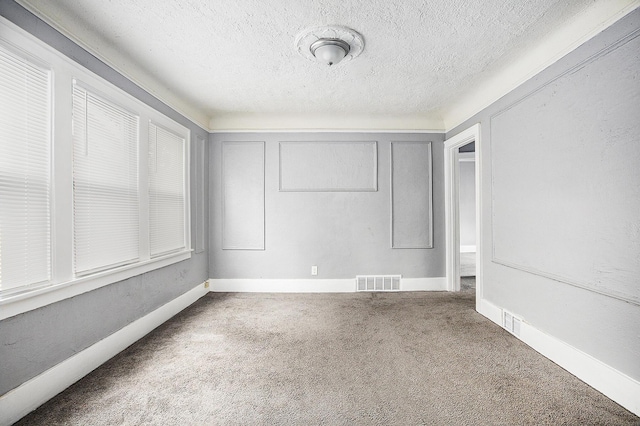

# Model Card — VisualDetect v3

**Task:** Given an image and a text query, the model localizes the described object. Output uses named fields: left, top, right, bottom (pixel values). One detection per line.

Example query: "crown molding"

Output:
left=442, top=0, right=640, bottom=132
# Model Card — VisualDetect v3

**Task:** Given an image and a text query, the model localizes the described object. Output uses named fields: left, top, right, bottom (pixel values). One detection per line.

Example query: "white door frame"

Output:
left=444, top=123, right=482, bottom=308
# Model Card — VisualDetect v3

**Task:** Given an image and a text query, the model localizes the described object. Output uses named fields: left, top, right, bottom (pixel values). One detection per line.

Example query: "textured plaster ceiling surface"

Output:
left=16, top=0, right=633, bottom=130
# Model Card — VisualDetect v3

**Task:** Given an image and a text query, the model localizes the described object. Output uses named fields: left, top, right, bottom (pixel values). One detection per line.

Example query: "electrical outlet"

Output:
left=204, top=281, right=210, bottom=289
left=311, top=265, right=318, bottom=276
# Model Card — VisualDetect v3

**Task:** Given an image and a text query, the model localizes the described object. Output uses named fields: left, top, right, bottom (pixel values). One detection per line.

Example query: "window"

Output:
left=149, top=122, right=186, bottom=257
left=73, top=83, right=140, bottom=275
left=0, top=20, right=191, bottom=319
left=0, top=43, right=51, bottom=294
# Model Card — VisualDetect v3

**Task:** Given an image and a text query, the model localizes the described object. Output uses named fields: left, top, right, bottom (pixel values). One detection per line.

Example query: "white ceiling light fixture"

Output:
left=295, top=26, right=364, bottom=67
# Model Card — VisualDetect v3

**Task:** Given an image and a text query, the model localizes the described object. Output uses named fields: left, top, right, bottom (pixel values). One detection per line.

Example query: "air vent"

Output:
left=502, top=309, right=522, bottom=337
left=356, top=275, right=401, bottom=292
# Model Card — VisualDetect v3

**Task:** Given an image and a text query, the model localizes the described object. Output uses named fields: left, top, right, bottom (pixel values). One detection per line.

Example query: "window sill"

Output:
left=0, top=250, right=192, bottom=320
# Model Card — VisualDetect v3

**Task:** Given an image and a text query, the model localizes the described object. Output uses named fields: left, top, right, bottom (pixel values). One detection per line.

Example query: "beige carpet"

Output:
left=16, top=290, right=639, bottom=425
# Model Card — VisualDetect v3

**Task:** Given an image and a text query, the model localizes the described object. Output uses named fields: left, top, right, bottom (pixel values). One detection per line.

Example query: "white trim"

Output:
left=209, top=113, right=446, bottom=132
left=208, top=277, right=446, bottom=293
left=210, top=279, right=354, bottom=293
left=0, top=282, right=209, bottom=426
left=12, top=0, right=640, bottom=135
left=209, top=129, right=446, bottom=134
left=13, top=1, right=209, bottom=132
left=460, top=245, right=476, bottom=253
left=0, top=251, right=192, bottom=321
left=443, top=124, right=483, bottom=307
left=443, top=1, right=640, bottom=132
left=477, top=298, right=503, bottom=325
left=402, top=277, right=447, bottom=291
left=458, top=152, right=475, bottom=162
left=0, top=16, right=192, bottom=320
left=477, top=298, right=640, bottom=416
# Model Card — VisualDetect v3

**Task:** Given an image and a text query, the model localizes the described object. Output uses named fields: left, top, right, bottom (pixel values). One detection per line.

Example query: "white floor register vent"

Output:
left=502, top=310, right=522, bottom=337
left=356, top=275, right=401, bottom=291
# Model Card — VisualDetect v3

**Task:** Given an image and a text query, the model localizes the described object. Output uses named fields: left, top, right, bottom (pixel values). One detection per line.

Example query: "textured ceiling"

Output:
left=16, top=0, right=637, bottom=130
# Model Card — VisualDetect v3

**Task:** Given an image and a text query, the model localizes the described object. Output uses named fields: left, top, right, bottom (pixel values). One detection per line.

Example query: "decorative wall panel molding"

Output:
left=390, top=142, right=433, bottom=249
left=279, top=141, right=377, bottom=192
left=490, top=29, right=640, bottom=304
left=222, top=141, right=265, bottom=250
left=195, top=135, right=206, bottom=253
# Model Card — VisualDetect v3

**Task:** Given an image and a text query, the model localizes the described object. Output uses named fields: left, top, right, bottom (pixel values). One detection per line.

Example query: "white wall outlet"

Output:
left=311, top=265, right=318, bottom=276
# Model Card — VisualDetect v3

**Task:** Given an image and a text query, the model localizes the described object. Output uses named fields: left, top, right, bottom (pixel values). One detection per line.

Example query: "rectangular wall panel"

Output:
left=279, top=141, right=377, bottom=191
left=491, top=31, right=640, bottom=303
left=222, top=142, right=265, bottom=250
left=195, top=135, right=205, bottom=253
left=391, top=142, right=433, bottom=248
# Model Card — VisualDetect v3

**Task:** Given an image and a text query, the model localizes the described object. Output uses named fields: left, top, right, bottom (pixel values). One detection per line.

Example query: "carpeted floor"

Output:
left=460, top=276, right=475, bottom=292
left=16, top=289, right=639, bottom=425
left=460, top=252, right=476, bottom=277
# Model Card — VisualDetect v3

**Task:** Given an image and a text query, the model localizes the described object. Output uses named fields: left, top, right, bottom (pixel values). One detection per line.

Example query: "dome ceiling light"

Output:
left=295, top=26, right=364, bottom=67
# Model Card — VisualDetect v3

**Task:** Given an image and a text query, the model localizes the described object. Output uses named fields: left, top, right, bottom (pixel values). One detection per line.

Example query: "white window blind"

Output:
left=0, top=45, right=51, bottom=293
left=72, top=83, right=139, bottom=275
left=148, top=122, right=186, bottom=257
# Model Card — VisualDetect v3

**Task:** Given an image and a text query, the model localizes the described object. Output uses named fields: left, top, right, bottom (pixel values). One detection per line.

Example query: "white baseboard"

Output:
left=401, top=277, right=447, bottom=291
left=477, top=298, right=502, bottom=324
left=0, top=282, right=209, bottom=426
left=209, top=279, right=355, bottom=292
left=208, top=277, right=446, bottom=293
left=477, top=298, right=640, bottom=416
left=460, top=245, right=476, bottom=253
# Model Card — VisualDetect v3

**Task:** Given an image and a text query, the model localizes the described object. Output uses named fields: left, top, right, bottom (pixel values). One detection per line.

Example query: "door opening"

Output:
left=444, top=124, right=482, bottom=310
left=458, top=144, right=476, bottom=290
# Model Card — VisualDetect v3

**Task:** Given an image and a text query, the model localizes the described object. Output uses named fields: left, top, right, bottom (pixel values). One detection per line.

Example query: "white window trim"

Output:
left=0, top=16, right=191, bottom=320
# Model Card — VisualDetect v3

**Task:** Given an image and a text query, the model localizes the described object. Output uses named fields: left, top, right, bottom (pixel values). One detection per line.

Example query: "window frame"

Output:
left=0, top=16, right=191, bottom=320
left=148, top=120, right=188, bottom=258
left=0, top=39, right=53, bottom=293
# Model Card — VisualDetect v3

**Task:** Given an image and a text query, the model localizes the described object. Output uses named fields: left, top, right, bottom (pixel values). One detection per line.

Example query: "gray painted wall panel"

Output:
left=491, top=29, right=640, bottom=303
left=391, top=142, right=433, bottom=248
left=210, top=133, right=445, bottom=280
left=222, top=142, right=265, bottom=250
left=446, top=9, right=640, bottom=380
left=0, top=2, right=208, bottom=396
left=458, top=158, right=476, bottom=247
left=279, top=141, right=377, bottom=191
left=195, top=135, right=206, bottom=253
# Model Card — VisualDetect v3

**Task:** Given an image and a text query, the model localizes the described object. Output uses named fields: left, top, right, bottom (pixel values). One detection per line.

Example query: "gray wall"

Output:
left=209, top=133, right=445, bottom=280
left=447, top=9, right=640, bottom=381
left=458, top=157, right=476, bottom=247
left=0, top=2, right=209, bottom=396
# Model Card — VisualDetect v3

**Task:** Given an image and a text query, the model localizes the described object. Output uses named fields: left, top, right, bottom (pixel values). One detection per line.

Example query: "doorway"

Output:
left=443, top=124, right=482, bottom=310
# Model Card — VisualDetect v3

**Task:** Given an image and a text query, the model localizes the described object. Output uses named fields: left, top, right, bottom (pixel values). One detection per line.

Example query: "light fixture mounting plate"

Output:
left=295, top=26, right=364, bottom=65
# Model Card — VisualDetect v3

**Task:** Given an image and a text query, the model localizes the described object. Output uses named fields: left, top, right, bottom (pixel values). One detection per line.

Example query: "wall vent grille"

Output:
left=502, top=309, right=522, bottom=337
left=356, top=275, right=401, bottom=291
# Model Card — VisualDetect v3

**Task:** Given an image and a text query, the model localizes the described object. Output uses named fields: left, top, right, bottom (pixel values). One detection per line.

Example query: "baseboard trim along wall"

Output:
left=0, top=282, right=210, bottom=426
left=477, top=298, right=640, bottom=416
left=208, top=277, right=447, bottom=293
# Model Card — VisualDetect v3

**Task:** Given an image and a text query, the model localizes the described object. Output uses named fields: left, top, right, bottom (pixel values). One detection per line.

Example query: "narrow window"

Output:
left=148, top=122, right=185, bottom=257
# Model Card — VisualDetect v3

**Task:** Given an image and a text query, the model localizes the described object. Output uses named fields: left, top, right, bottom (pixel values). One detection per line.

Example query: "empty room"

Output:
left=1, top=0, right=639, bottom=424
